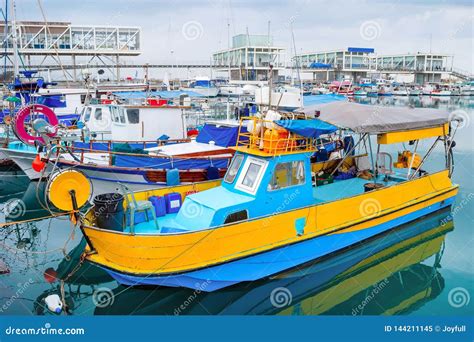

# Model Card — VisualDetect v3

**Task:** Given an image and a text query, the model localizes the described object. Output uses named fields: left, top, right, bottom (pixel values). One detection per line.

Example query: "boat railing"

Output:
left=236, top=116, right=316, bottom=156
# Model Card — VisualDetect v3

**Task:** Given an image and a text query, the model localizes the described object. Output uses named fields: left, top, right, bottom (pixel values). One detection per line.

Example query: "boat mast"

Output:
left=2, top=0, right=8, bottom=82
left=10, top=0, right=18, bottom=79
left=226, top=18, right=231, bottom=121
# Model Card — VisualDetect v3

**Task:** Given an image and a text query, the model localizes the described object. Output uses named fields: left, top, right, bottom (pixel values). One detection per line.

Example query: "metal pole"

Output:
left=11, top=0, right=18, bottom=79
left=409, top=137, right=440, bottom=180
left=367, top=134, right=377, bottom=184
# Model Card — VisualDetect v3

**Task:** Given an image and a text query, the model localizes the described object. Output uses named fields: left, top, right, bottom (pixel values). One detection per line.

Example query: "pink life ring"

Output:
left=14, top=104, right=59, bottom=145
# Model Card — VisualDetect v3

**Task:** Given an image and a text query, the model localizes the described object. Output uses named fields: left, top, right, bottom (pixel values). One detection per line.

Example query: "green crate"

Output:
left=316, top=174, right=334, bottom=186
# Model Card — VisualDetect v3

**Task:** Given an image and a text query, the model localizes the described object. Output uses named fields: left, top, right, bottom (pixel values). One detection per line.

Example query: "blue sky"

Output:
left=12, top=0, right=473, bottom=73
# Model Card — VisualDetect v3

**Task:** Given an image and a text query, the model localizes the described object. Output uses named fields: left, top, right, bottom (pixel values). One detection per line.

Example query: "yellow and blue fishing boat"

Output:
left=76, top=102, right=460, bottom=291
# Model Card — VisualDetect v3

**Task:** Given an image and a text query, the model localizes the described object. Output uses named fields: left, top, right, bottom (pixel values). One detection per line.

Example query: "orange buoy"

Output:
left=32, top=154, right=46, bottom=172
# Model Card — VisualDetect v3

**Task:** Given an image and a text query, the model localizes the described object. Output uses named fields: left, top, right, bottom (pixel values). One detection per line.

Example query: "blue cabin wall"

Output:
left=175, top=151, right=314, bottom=230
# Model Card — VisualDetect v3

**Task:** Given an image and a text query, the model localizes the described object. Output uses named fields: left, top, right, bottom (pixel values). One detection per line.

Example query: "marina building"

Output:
left=212, top=34, right=286, bottom=83
left=294, top=48, right=467, bottom=83
left=0, top=21, right=141, bottom=81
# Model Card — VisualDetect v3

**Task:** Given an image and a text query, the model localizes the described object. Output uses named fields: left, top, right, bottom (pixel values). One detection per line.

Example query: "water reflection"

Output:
left=352, top=95, right=473, bottom=110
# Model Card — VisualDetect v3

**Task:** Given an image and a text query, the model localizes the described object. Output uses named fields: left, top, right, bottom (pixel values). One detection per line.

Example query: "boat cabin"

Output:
left=79, top=104, right=188, bottom=141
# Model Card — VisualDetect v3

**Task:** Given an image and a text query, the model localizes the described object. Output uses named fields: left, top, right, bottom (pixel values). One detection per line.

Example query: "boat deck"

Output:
left=120, top=174, right=406, bottom=235
left=312, top=175, right=402, bottom=203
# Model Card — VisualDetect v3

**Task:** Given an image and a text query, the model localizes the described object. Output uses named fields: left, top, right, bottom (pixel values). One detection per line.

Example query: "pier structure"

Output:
left=293, top=47, right=374, bottom=82
left=0, top=21, right=141, bottom=81
left=294, top=48, right=472, bottom=83
left=212, top=34, right=286, bottom=83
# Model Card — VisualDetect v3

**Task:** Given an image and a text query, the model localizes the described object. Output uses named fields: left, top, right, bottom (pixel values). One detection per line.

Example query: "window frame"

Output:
left=268, top=160, right=306, bottom=192
left=94, top=107, right=103, bottom=121
left=234, top=156, right=268, bottom=195
left=224, top=154, right=244, bottom=184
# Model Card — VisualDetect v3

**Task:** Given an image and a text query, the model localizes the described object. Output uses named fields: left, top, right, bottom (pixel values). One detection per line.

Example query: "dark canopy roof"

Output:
left=300, top=102, right=451, bottom=134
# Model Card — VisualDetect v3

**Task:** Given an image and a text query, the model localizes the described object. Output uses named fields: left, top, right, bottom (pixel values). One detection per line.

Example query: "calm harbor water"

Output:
left=0, top=96, right=472, bottom=316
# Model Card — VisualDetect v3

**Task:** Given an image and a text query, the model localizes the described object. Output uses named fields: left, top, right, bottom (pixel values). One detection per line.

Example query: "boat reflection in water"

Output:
left=84, top=209, right=453, bottom=315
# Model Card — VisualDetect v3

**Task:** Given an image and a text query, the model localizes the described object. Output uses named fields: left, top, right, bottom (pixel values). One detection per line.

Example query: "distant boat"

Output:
left=393, top=86, right=408, bottom=96
left=180, top=77, right=219, bottom=97
left=407, top=85, right=422, bottom=96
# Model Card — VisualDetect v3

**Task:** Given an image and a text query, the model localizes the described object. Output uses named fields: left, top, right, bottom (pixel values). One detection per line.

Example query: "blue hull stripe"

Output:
left=103, top=196, right=455, bottom=292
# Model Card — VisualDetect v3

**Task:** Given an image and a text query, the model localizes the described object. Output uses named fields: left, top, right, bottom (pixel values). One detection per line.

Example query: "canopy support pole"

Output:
left=367, top=134, right=377, bottom=184
left=409, top=137, right=440, bottom=180
left=407, top=140, right=419, bottom=179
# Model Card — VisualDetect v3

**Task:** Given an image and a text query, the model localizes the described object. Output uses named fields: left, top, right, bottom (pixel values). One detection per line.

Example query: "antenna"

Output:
left=290, top=22, right=303, bottom=103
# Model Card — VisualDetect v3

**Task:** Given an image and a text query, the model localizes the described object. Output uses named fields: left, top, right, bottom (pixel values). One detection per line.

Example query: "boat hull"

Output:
left=84, top=170, right=458, bottom=292
left=0, top=148, right=52, bottom=180
left=101, top=195, right=455, bottom=291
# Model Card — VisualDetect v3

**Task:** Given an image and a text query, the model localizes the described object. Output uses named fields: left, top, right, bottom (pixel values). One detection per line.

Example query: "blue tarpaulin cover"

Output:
left=275, top=119, right=338, bottom=138
left=36, top=95, right=67, bottom=108
left=195, top=124, right=244, bottom=147
left=113, top=155, right=229, bottom=169
left=308, top=62, right=332, bottom=69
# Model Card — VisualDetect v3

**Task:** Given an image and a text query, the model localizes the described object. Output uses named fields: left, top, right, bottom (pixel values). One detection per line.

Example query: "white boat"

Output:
left=408, top=86, right=422, bottom=96
left=460, top=82, right=473, bottom=96
left=422, top=84, right=435, bottom=96
left=255, top=85, right=303, bottom=110
left=449, top=86, right=461, bottom=96
left=180, top=77, right=220, bottom=97
left=1, top=104, right=188, bottom=180
left=393, top=86, right=408, bottom=96
left=219, top=84, right=245, bottom=97
left=34, top=87, right=92, bottom=124
left=311, top=86, right=329, bottom=95
left=431, top=85, right=451, bottom=96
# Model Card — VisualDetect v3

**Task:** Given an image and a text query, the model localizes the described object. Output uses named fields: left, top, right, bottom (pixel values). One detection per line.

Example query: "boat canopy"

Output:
left=300, top=102, right=451, bottom=134
left=275, top=119, right=338, bottom=138
left=196, top=123, right=244, bottom=147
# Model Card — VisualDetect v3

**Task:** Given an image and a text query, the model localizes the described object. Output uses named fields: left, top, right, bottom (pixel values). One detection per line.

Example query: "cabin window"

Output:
left=242, top=163, right=262, bottom=188
left=235, top=157, right=268, bottom=195
left=224, top=154, right=244, bottom=184
left=127, top=108, right=140, bottom=124
left=94, top=108, right=102, bottom=121
left=83, top=107, right=92, bottom=122
left=268, top=161, right=305, bottom=190
left=224, top=210, right=248, bottom=224
left=117, top=108, right=126, bottom=124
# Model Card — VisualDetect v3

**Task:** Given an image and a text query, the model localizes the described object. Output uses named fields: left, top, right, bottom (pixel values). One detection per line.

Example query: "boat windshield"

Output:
left=224, top=154, right=244, bottom=184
